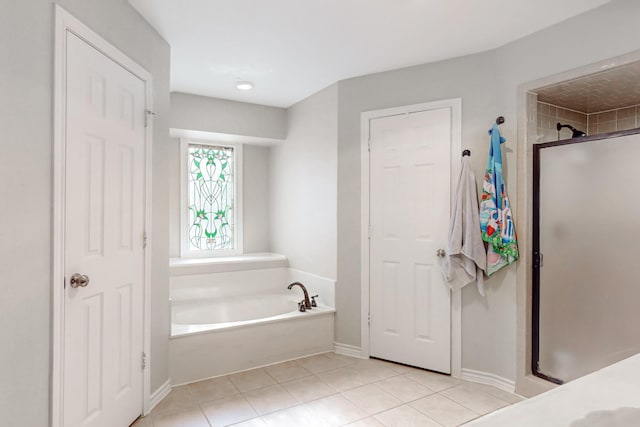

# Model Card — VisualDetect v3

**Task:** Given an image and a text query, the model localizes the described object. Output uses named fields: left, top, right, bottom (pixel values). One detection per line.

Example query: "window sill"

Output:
left=169, top=253, right=288, bottom=276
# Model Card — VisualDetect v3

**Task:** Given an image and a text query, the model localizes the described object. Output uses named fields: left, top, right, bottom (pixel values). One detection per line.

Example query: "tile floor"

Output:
left=134, top=352, right=524, bottom=427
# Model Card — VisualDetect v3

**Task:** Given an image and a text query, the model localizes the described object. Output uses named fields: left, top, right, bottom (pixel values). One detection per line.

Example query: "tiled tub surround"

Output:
left=170, top=267, right=336, bottom=384
left=537, top=101, right=640, bottom=143
left=137, top=352, right=523, bottom=427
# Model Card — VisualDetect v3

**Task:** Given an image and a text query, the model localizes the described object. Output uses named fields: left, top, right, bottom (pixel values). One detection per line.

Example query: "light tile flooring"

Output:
left=135, top=353, right=524, bottom=427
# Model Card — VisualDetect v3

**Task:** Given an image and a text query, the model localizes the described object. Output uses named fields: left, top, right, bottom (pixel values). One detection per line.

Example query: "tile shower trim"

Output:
left=536, top=100, right=640, bottom=141
left=535, top=100, right=587, bottom=115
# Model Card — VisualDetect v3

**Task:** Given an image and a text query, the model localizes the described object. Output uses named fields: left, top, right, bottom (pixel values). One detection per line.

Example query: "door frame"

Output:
left=360, top=99, right=462, bottom=377
left=52, top=6, right=154, bottom=426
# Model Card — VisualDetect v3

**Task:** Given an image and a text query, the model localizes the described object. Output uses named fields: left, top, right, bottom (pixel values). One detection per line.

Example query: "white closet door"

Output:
left=63, top=32, right=146, bottom=427
left=369, top=107, right=452, bottom=373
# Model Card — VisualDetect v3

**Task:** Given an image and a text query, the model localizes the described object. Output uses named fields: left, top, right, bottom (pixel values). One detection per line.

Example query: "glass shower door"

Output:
left=535, top=132, right=640, bottom=383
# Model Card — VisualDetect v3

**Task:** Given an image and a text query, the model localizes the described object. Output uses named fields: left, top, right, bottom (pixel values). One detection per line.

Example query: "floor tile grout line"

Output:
left=150, top=353, right=523, bottom=426
left=407, top=392, right=483, bottom=425
left=203, top=392, right=259, bottom=427
left=438, top=386, right=513, bottom=417
left=197, top=399, right=220, bottom=427
left=432, top=389, right=488, bottom=416
left=238, top=380, right=308, bottom=418
left=199, top=381, right=499, bottom=427
left=369, top=404, right=446, bottom=427
left=340, top=393, right=408, bottom=421
left=238, top=387, right=270, bottom=418
left=195, top=401, right=214, bottom=427
left=342, top=387, right=462, bottom=427
left=335, top=380, right=495, bottom=426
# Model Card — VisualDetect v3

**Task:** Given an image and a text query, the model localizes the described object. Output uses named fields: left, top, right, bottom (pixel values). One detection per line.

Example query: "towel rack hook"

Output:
left=496, top=116, right=505, bottom=125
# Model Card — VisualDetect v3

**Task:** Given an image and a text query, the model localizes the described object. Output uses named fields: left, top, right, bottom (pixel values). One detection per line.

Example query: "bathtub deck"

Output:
left=171, top=304, right=335, bottom=337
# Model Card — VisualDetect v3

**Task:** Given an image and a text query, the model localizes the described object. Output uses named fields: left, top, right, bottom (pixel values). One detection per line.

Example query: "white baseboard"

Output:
left=147, top=379, right=171, bottom=415
left=334, top=342, right=366, bottom=359
left=460, top=368, right=516, bottom=393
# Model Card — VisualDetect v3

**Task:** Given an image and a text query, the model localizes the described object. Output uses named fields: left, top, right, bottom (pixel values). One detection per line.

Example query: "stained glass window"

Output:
left=187, top=143, right=235, bottom=252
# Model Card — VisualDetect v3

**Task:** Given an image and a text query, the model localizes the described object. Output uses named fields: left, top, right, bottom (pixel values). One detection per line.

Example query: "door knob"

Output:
left=436, top=249, right=446, bottom=258
left=69, top=273, right=90, bottom=288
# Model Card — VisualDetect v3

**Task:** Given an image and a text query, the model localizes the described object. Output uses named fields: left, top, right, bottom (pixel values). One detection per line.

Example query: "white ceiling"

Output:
left=129, top=0, right=610, bottom=108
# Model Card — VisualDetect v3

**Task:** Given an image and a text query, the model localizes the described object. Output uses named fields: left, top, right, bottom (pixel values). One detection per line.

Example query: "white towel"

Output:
left=440, top=155, right=487, bottom=295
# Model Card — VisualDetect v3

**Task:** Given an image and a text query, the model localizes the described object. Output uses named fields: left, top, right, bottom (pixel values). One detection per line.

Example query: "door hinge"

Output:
left=142, top=352, right=147, bottom=370
left=368, top=226, right=372, bottom=239
left=368, top=139, right=371, bottom=152
left=144, top=109, right=156, bottom=128
left=143, top=232, right=148, bottom=248
left=533, top=251, right=543, bottom=269
left=368, top=312, right=371, bottom=326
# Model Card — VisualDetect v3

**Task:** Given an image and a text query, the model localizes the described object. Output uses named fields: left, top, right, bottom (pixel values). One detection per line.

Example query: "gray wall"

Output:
left=271, top=84, right=338, bottom=280
left=171, top=92, right=287, bottom=139
left=0, top=1, right=171, bottom=425
left=243, top=145, right=272, bottom=252
left=336, top=52, right=515, bottom=378
left=169, top=138, right=181, bottom=257
left=335, top=0, right=640, bottom=381
left=2, top=3, right=639, bottom=425
left=168, top=93, right=281, bottom=257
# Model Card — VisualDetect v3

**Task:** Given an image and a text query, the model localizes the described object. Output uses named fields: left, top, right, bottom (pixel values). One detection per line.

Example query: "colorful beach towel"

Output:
left=479, top=123, right=519, bottom=275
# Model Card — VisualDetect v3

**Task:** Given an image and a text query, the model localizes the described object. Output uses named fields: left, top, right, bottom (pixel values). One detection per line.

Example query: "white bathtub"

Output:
left=169, top=265, right=336, bottom=384
left=171, top=292, right=334, bottom=337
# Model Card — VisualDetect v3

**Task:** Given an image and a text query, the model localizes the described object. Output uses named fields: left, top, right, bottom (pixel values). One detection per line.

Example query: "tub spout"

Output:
left=288, top=282, right=311, bottom=309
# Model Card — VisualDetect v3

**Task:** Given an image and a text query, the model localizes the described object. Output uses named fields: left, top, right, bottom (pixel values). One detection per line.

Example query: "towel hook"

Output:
left=496, top=116, right=505, bottom=125
left=462, top=149, right=471, bottom=157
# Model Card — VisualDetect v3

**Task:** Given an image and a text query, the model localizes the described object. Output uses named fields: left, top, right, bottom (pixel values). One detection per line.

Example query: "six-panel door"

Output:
left=64, top=32, right=146, bottom=427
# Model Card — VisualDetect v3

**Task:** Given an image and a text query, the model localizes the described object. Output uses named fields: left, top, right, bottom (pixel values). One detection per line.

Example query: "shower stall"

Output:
left=532, top=129, right=640, bottom=384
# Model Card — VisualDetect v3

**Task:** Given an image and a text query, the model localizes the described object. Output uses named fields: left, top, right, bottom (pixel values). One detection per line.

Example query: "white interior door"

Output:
left=369, top=108, right=452, bottom=373
left=63, top=32, right=146, bottom=427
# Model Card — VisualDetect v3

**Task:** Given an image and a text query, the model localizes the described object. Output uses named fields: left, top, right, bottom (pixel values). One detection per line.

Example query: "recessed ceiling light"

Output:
left=236, top=81, right=254, bottom=91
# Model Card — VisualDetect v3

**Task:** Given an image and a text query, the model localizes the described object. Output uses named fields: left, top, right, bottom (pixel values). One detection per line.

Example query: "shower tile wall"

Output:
left=587, top=106, right=640, bottom=135
left=537, top=102, right=587, bottom=143
left=537, top=102, right=640, bottom=143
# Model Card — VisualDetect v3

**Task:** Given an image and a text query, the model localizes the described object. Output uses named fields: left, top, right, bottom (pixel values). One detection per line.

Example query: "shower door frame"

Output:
left=531, top=127, right=640, bottom=385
